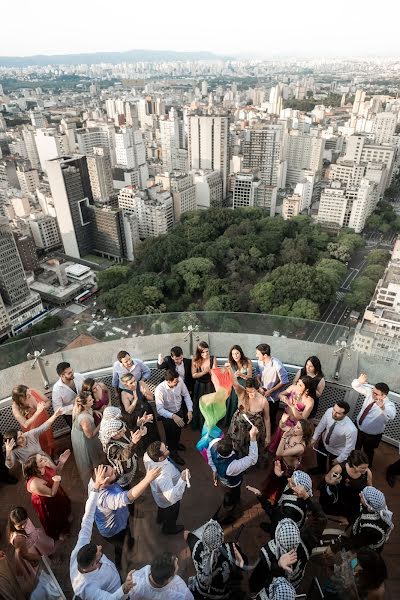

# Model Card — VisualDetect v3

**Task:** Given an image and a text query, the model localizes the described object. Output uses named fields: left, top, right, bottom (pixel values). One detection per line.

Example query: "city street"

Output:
left=305, top=235, right=397, bottom=343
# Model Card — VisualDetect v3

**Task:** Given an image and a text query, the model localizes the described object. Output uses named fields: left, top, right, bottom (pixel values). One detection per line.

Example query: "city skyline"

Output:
left=1, top=0, right=400, bottom=58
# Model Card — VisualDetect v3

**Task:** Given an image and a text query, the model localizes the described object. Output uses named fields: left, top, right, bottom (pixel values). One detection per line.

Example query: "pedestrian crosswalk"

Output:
left=336, top=291, right=346, bottom=300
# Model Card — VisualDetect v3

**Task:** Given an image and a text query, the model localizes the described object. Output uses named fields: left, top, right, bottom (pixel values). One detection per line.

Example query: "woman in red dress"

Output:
left=12, top=385, right=55, bottom=457
left=82, top=377, right=111, bottom=426
left=24, top=452, right=72, bottom=541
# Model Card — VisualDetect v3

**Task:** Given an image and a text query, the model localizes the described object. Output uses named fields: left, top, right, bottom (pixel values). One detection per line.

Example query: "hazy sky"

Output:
left=1, top=0, right=399, bottom=57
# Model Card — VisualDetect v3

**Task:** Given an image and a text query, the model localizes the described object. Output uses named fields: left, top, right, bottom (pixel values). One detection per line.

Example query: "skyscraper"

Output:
left=0, top=217, right=30, bottom=304
left=46, top=155, right=93, bottom=258
left=188, top=115, right=229, bottom=199
left=160, top=109, right=181, bottom=172
left=87, top=147, right=114, bottom=201
left=242, top=123, right=287, bottom=188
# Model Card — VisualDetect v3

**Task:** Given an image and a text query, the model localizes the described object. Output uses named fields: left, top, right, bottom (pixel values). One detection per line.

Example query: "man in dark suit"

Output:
left=157, top=346, right=193, bottom=394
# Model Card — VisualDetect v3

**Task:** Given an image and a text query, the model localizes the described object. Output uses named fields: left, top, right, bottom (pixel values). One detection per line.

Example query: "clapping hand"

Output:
left=58, top=449, right=71, bottom=466
left=274, top=459, right=284, bottom=477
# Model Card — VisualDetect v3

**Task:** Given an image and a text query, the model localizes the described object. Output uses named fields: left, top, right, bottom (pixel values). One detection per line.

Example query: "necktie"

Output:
left=325, top=421, right=337, bottom=445
left=358, top=402, right=375, bottom=427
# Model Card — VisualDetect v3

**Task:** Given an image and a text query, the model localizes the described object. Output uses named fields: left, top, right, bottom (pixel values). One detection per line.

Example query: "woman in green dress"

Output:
left=222, top=345, right=253, bottom=428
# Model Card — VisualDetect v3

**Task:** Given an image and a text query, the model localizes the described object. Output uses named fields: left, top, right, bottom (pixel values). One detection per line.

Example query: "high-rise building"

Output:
left=268, top=84, right=284, bottom=115
left=87, top=147, right=114, bottom=201
left=29, top=214, right=61, bottom=251
left=46, top=155, right=93, bottom=258
left=16, top=163, right=40, bottom=195
left=118, top=185, right=173, bottom=239
left=188, top=115, right=229, bottom=199
left=156, top=172, right=196, bottom=221
left=85, top=205, right=126, bottom=261
left=160, top=109, right=181, bottom=172
left=285, top=131, right=325, bottom=186
left=76, top=123, right=116, bottom=163
left=0, top=217, right=30, bottom=304
left=22, top=126, right=40, bottom=170
left=316, top=179, right=377, bottom=233
left=242, top=123, right=286, bottom=188
left=372, top=112, right=397, bottom=145
left=29, top=110, right=48, bottom=129
left=232, top=173, right=277, bottom=215
left=34, top=128, right=71, bottom=172
left=115, top=128, right=147, bottom=170
left=13, top=233, right=40, bottom=272
left=352, top=90, right=366, bottom=116
left=0, top=293, right=11, bottom=339
left=192, top=170, right=223, bottom=209
left=282, top=194, right=301, bottom=219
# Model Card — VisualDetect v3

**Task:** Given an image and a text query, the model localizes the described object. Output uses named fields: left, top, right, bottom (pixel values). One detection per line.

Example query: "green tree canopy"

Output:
left=367, top=249, right=391, bottom=266
left=97, top=266, right=131, bottom=292
left=176, top=257, right=215, bottom=293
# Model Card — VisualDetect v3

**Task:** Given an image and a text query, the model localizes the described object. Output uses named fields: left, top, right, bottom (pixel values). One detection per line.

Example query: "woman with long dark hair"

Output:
left=7, top=506, right=54, bottom=580
left=262, top=419, right=314, bottom=504
left=191, top=341, right=217, bottom=430
left=120, top=372, right=160, bottom=451
left=11, top=385, right=54, bottom=457
left=81, top=378, right=111, bottom=426
left=222, top=344, right=253, bottom=428
left=293, top=356, right=325, bottom=418
left=24, top=453, right=72, bottom=540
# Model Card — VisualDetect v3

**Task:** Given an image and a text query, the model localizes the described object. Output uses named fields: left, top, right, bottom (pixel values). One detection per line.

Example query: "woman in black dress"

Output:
left=319, top=449, right=372, bottom=523
left=292, top=356, right=325, bottom=418
left=120, top=373, right=160, bottom=452
left=191, top=341, right=217, bottom=430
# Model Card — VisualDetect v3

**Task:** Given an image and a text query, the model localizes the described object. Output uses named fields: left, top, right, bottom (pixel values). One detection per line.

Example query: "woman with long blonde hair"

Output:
left=71, top=391, right=105, bottom=487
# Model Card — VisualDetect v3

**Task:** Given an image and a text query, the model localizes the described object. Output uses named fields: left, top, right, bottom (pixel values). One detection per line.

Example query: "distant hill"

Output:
left=0, top=49, right=228, bottom=67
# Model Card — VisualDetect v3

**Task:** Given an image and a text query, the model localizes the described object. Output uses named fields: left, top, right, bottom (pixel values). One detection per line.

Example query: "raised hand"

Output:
left=131, top=429, right=143, bottom=445
left=274, top=459, right=284, bottom=477
left=94, top=464, right=109, bottom=489
left=278, top=549, right=297, bottom=572
left=58, top=449, right=71, bottom=466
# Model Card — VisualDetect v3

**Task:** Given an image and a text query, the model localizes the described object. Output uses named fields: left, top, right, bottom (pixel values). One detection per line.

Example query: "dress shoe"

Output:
left=178, top=443, right=186, bottom=451
left=386, top=470, right=396, bottom=488
left=162, top=524, right=184, bottom=535
left=170, top=453, right=185, bottom=466
left=260, top=522, right=271, bottom=533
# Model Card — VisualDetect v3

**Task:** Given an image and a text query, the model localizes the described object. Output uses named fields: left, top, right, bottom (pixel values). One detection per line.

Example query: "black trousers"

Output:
left=0, top=434, right=10, bottom=481
left=213, top=484, right=242, bottom=523
left=356, top=429, right=382, bottom=467
left=387, top=458, right=400, bottom=476
left=316, top=439, right=337, bottom=473
left=157, top=501, right=180, bottom=533
left=268, top=400, right=280, bottom=432
left=160, top=408, right=186, bottom=453
left=101, top=524, right=134, bottom=572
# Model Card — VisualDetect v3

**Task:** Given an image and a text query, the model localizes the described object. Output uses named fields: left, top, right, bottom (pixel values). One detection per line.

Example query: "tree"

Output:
left=363, top=264, right=385, bottom=283
left=316, top=258, right=347, bottom=290
left=204, top=294, right=240, bottom=312
left=345, top=277, right=377, bottom=309
left=176, top=257, right=215, bottom=293
left=327, top=242, right=351, bottom=263
left=367, top=249, right=391, bottom=266
left=279, top=236, right=311, bottom=265
left=97, top=266, right=131, bottom=292
left=289, top=298, right=320, bottom=320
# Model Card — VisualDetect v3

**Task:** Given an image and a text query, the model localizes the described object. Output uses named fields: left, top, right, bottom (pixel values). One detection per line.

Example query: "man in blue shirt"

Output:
left=112, top=350, right=151, bottom=398
left=256, top=343, right=289, bottom=432
left=88, top=463, right=161, bottom=571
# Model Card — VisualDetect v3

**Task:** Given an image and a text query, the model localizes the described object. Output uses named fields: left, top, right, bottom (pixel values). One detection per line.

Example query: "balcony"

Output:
left=0, top=312, right=399, bottom=598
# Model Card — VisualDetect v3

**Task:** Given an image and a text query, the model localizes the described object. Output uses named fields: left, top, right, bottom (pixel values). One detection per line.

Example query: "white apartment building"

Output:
left=29, top=214, right=61, bottom=251
left=29, top=110, right=47, bottom=128
left=285, top=131, right=324, bottom=186
left=77, top=123, right=116, bottom=164
left=155, top=172, right=196, bottom=221
left=118, top=185, right=173, bottom=239
left=22, top=126, right=41, bottom=170
left=316, top=179, right=377, bottom=233
left=343, top=135, right=395, bottom=189
left=188, top=115, right=229, bottom=199
left=35, top=128, right=71, bottom=172
left=115, top=128, right=147, bottom=169
left=17, top=165, right=40, bottom=195
left=232, top=173, right=277, bottom=215
left=353, top=239, right=400, bottom=361
left=282, top=194, right=301, bottom=220
left=191, top=170, right=223, bottom=209
left=87, top=147, right=113, bottom=201
left=372, top=112, right=398, bottom=145
left=160, top=109, right=181, bottom=172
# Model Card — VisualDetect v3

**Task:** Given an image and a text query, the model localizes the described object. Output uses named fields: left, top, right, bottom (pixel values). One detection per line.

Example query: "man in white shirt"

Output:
left=52, top=361, right=84, bottom=428
left=70, top=465, right=135, bottom=600
left=255, top=344, right=289, bottom=432
left=207, top=424, right=259, bottom=524
left=143, top=440, right=190, bottom=535
left=130, top=552, right=194, bottom=600
left=309, top=401, right=357, bottom=474
left=352, top=373, right=395, bottom=467
left=154, top=369, right=193, bottom=466
left=112, top=350, right=150, bottom=397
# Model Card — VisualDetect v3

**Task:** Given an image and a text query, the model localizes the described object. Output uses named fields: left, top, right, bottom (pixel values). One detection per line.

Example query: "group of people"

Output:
left=0, top=341, right=397, bottom=600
